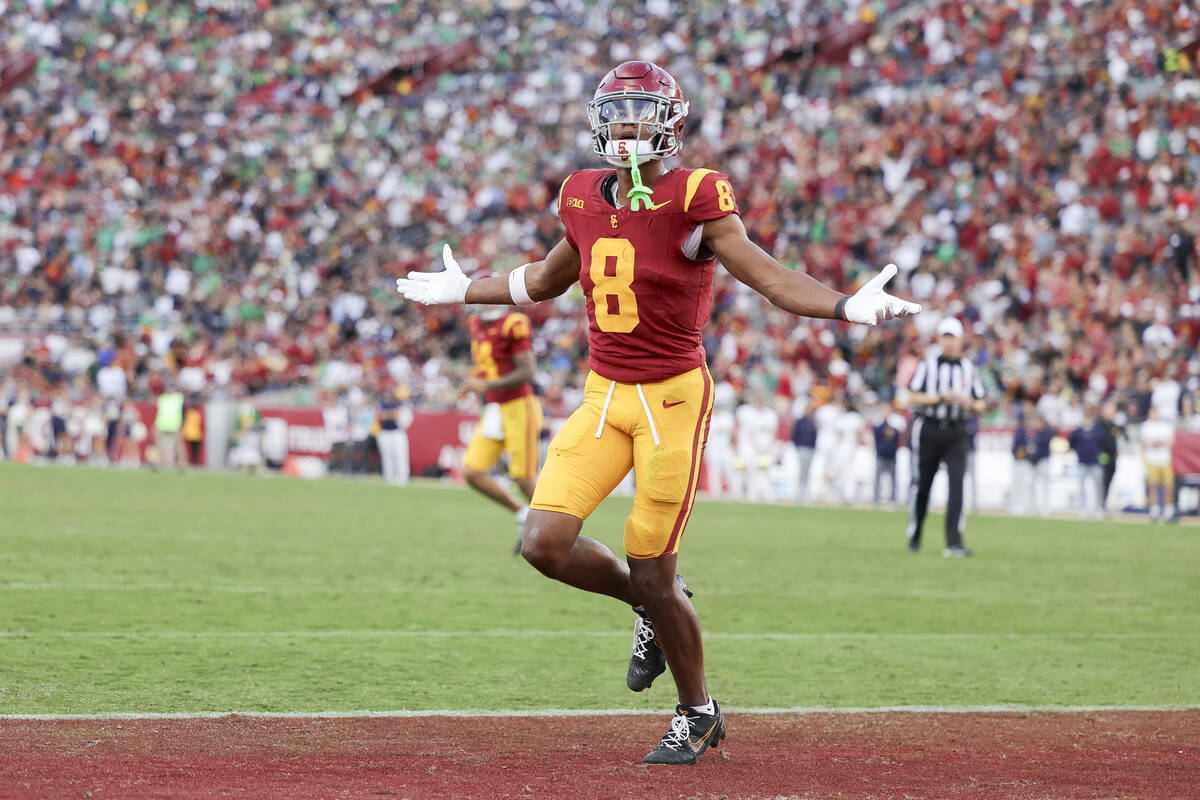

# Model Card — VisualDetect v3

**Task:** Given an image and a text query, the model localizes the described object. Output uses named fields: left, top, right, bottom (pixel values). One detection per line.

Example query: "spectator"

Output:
left=1179, top=392, right=1200, bottom=432
left=377, top=385, right=414, bottom=487
left=1027, top=413, right=1056, bottom=517
left=322, top=396, right=351, bottom=474
left=791, top=400, right=818, bottom=504
left=119, top=402, right=147, bottom=468
left=1, top=0, right=1198, bottom=497
left=153, top=380, right=184, bottom=471
left=1069, top=403, right=1108, bottom=520
left=182, top=398, right=204, bottom=467
left=1010, top=402, right=1038, bottom=517
left=1098, top=401, right=1124, bottom=511
left=872, top=407, right=902, bottom=508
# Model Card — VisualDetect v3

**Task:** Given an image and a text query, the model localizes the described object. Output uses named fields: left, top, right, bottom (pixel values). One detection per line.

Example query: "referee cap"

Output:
left=936, top=317, right=964, bottom=338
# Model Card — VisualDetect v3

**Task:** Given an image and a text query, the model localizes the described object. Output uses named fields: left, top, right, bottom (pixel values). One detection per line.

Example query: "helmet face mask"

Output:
left=587, top=62, right=688, bottom=167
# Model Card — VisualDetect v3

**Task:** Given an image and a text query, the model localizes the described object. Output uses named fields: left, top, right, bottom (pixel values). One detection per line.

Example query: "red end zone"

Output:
left=2, top=710, right=1197, bottom=799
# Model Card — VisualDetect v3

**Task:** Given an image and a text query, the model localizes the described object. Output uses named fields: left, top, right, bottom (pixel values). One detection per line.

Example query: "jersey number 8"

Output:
left=589, top=238, right=639, bottom=333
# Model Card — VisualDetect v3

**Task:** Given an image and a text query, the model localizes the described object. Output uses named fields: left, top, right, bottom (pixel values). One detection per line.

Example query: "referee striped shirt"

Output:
left=908, top=351, right=986, bottom=421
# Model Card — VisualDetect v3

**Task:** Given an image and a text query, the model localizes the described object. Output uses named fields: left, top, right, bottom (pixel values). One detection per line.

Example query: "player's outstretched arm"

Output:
left=704, top=214, right=920, bottom=324
left=396, top=239, right=581, bottom=306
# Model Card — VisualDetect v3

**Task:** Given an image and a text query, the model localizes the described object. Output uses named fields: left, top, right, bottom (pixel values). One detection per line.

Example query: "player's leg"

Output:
left=522, top=374, right=638, bottom=604
left=906, top=420, right=938, bottom=549
left=626, top=367, right=724, bottom=764
left=463, top=419, right=522, bottom=512
left=1146, top=465, right=1162, bottom=521
left=1164, top=468, right=1177, bottom=521
left=628, top=552, right=706, bottom=704
left=522, top=509, right=638, bottom=603
left=502, top=395, right=542, bottom=504
left=942, top=435, right=969, bottom=552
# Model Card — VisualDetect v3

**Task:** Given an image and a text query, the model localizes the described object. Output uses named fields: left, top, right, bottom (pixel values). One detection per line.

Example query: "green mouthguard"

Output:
left=626, top=151, right=654, bottom=212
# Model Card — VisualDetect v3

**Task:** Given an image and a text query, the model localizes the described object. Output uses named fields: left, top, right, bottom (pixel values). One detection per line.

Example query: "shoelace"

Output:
left=658, top=713, right=691, bottom=751
left=631, top=616, right=656, bottom=660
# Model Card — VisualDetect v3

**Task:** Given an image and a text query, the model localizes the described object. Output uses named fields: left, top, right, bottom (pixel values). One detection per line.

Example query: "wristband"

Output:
left=834, top=295, right=849, bottom=322
left=508, top=264, right=534, bottom=305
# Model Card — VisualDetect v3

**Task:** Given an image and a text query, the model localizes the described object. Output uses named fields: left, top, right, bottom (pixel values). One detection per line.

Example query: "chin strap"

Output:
left=626, top=151, right=654, bottom=212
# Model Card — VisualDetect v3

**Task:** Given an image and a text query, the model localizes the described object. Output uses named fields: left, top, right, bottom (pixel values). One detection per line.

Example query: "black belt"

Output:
left=921, top=417, right=964, bottom=430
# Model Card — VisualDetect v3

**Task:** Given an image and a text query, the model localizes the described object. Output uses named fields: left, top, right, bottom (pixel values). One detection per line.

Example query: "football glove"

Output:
left=843, top=264, right=922, bottom=325
left=395, top=244, right=472, bottom=305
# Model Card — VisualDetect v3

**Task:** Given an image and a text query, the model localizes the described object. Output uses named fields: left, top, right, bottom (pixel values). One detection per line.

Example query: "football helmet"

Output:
left=587, top=61, right=689, bottom=167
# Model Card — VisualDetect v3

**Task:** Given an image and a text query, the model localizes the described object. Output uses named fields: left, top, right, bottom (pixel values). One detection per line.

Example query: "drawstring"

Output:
left=594, top=379, right=662, bottom=447
left=595, top=380, right=616, bottom=438
left=634, top=384, right=662, bottom=447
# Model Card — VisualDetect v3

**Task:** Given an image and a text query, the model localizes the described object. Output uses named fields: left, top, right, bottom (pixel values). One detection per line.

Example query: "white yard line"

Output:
left=3, top=704, right=1198, bottom=722
left=0, top=629, right=1196, bottom=640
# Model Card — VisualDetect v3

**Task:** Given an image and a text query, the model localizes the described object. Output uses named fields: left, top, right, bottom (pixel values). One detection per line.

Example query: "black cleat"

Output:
left=643, top=701, right=726, bottom=765
left=627, top=575, right=692, bottom=692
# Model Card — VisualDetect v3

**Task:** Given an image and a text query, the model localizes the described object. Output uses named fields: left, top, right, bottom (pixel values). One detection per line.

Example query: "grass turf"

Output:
left=1, top=462, right=1196, bottom=714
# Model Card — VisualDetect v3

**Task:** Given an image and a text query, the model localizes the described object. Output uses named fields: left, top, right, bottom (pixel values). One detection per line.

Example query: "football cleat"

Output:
left=643, top=701, right=726, bottom=765
left=627, top=574, right=692, bottom=692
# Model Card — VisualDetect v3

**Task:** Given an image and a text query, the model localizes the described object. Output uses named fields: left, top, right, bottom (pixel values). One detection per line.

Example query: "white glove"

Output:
left=395, top=244, right=472, bottom=305
left=842, top=264, right=922, bottom=325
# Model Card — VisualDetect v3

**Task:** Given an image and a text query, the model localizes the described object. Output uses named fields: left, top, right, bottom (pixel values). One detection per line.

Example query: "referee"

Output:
left=905, top=317, right=987, bottom=556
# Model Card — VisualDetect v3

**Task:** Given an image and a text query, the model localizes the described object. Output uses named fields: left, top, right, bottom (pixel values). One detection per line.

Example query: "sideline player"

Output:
left=462, top=308, right=543, bottom=551
left=397, top=61, right=920, bottom=764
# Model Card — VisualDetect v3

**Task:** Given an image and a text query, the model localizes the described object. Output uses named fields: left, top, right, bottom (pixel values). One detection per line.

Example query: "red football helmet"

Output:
left=586, top=61, right=689, bottom=167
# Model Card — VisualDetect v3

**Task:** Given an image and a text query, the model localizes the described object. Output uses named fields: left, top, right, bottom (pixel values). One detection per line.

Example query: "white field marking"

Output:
left=3, top=704, right=1198, bottom=722
left=0, top=630, right=1197, bottom=641
left=0, top=582, right=1149, bottom=603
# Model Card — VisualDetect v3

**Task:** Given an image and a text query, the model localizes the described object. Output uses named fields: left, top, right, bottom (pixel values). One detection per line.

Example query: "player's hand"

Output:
left=395, top=244, right=472, bottom=305
left=461, top=377, right=487, bottom=397
left=842, top=264, right=922, bottom=325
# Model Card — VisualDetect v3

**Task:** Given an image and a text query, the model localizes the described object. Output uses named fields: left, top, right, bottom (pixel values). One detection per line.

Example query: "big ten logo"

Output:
left=564, top=196, right=585, bottom=209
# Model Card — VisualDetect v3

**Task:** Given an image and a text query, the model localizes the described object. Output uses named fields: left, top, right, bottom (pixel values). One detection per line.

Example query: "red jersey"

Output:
left=557, top=167, right=739, bottom=382
left=469, top=312, right=535, bottom=404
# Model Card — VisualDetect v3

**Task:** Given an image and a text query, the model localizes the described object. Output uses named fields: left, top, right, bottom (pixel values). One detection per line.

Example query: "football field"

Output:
left=3, top=461, right=1197, bottom=714
left=2, top=462, right=1198, bottom=798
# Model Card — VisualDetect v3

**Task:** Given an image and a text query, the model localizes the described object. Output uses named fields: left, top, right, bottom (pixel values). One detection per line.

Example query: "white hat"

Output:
left=936, top=317, right=964, bottom=338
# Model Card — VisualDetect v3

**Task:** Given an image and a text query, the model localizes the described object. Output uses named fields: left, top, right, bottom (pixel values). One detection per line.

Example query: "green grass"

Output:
left=1, top=462, right=1197, bottom=714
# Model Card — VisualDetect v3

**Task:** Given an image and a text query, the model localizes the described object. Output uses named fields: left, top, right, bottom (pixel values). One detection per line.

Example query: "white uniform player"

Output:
left=735, top=390, right=780, bottom=503
left=704, top=382, right=737, bottom=498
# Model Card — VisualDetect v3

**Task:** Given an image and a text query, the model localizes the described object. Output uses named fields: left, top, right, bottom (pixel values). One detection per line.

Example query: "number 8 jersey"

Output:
left=557, top=167, right=740, bottom=383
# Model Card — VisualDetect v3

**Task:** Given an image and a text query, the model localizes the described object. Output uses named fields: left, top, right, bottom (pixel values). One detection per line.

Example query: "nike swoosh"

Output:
left=649, top=200, right=673, bottom=210
left=689, top=721, right=718, bottom=750
left=662, top=400, right=686, bottom=409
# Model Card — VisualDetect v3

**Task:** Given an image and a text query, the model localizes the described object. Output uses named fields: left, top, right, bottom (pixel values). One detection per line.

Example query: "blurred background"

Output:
left=1, top=0, right=1199, bottom=518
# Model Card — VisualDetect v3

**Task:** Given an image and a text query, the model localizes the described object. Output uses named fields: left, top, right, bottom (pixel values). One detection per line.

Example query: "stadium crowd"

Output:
left=2, top=0, right=1200, bottom=495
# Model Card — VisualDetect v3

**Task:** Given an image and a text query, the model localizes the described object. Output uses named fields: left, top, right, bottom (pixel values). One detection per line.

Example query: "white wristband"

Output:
left=508, top=264, right=534, bottom=305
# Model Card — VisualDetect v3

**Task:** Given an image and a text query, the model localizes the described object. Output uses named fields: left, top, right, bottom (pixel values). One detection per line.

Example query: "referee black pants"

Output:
left=907, top=417, right=968, bottom=548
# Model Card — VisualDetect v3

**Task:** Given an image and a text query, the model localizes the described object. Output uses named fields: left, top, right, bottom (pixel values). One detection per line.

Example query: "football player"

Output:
left=397, top=61, right=920, bottom=764
left=461, top=307, right=543, bottom=552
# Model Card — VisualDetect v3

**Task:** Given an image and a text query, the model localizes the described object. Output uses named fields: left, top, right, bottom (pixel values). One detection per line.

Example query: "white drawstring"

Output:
left=595, top=380, right=616, bottom=439
left=594, top=380, right=663, bottom=447
left=635, top=383, right=662, bottom=447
